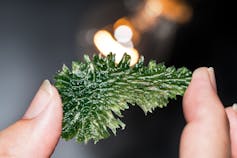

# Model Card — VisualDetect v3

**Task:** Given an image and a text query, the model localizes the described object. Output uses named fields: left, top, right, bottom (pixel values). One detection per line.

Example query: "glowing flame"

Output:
left=94, top=30, right=139, bottom=66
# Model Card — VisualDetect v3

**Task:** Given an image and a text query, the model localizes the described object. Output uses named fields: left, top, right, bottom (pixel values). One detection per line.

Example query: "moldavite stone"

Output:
left=54, top=53, right=192, bottom=143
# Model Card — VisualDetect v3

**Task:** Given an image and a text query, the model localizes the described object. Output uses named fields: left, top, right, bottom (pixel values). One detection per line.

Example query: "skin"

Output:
left=0, top=83, right=62, bottom=158
left=0, top=67, right=236, bottom=157
left=180, top=67, right=236, bottom=158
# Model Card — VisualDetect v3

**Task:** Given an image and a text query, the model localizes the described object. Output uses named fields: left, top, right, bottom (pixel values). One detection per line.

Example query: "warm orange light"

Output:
left=159, top=0, right=192, bottom=23
left=131, top=0, right=192, bottom=32
left=113, top=17, right=140, bottom=45
left=94, top=30, right=139, bottom=66
left=144, top=0, right=163, bottom=18
left=92, top=0, right=192, bottom=67
left=131, top=0, right=163, bottom=32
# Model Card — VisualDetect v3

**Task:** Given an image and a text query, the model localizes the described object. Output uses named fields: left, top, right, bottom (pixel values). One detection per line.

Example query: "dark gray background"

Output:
left=0, top=0, right=236, bottom=158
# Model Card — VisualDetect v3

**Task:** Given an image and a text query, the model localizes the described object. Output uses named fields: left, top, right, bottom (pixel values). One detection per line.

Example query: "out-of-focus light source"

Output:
left=92, top=0, right=192, bottom=67
left=160, top=0, right=192, bottom=23
left=144, top=0, right=163, bottom=18
left=131, top=0, right=163, bottom=32
left=114, top=25, right=133, bottom=43
left=94, top=30, right=139, bottom=66
left=131, top=0, right=192, bottom=32
left=113, top=18, right=140, bottom=45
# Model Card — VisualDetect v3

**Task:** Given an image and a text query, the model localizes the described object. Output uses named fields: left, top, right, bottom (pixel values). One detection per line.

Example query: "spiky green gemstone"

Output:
left=54, top=53, right=192, bottom=143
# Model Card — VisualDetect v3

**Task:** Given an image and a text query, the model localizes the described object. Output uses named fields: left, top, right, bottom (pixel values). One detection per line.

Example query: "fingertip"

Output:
left=180, top=67, right=231, bottom=158
left=183, top=67, right=220, bottom=122
left=226, top=105, right=237, bottom=117
left=29, top=84, right=63, bottom=156
left=51, top=85, right=62, bottom=101
left=49, top=85, right=63, bottom=129
left=226, top=105, right=237, bottom=157
left=23, top=80, right=53, bottom=119
left=183, top=67, right=210, bottom=104
left=36, top=84, right=63, bottom=131
left=192, top=67, right=209, bottom=77
left=0, top=81, right=63, bottom=157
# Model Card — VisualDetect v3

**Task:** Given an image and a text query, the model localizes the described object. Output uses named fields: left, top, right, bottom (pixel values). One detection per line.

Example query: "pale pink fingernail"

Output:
left=23, top=80, right=53, bottom=119
left=207, top=67, right=217, bottom=91
left=233, top=103, right=237, bottom=112
left=40, top=80, right=53, bottom=95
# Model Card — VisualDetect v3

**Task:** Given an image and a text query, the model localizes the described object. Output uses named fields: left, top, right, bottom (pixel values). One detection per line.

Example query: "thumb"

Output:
left=0, top=80, right=63, bottom=157
left=225, top=104, right=237, bottom=157
left=180, top=67, right=231, bottom=158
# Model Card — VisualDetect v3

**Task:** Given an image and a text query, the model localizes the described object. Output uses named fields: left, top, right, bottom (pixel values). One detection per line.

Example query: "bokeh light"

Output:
left=94, top=30, right=139, bottom=66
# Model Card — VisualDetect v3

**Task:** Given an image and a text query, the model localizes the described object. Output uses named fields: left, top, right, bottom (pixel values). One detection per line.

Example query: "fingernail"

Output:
left=191, top=67, right=215, bottom=94
left=40, top=80, right=53, bottom=95
left=233, top=103, right=237, bottom=112
left=207, top=67, right=217, bottom=91
left=23, top=80, right=53, bottom=119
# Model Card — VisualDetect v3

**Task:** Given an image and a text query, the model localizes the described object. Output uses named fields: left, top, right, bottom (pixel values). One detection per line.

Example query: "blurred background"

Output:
left=0, top=0, right=236, bottom=157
